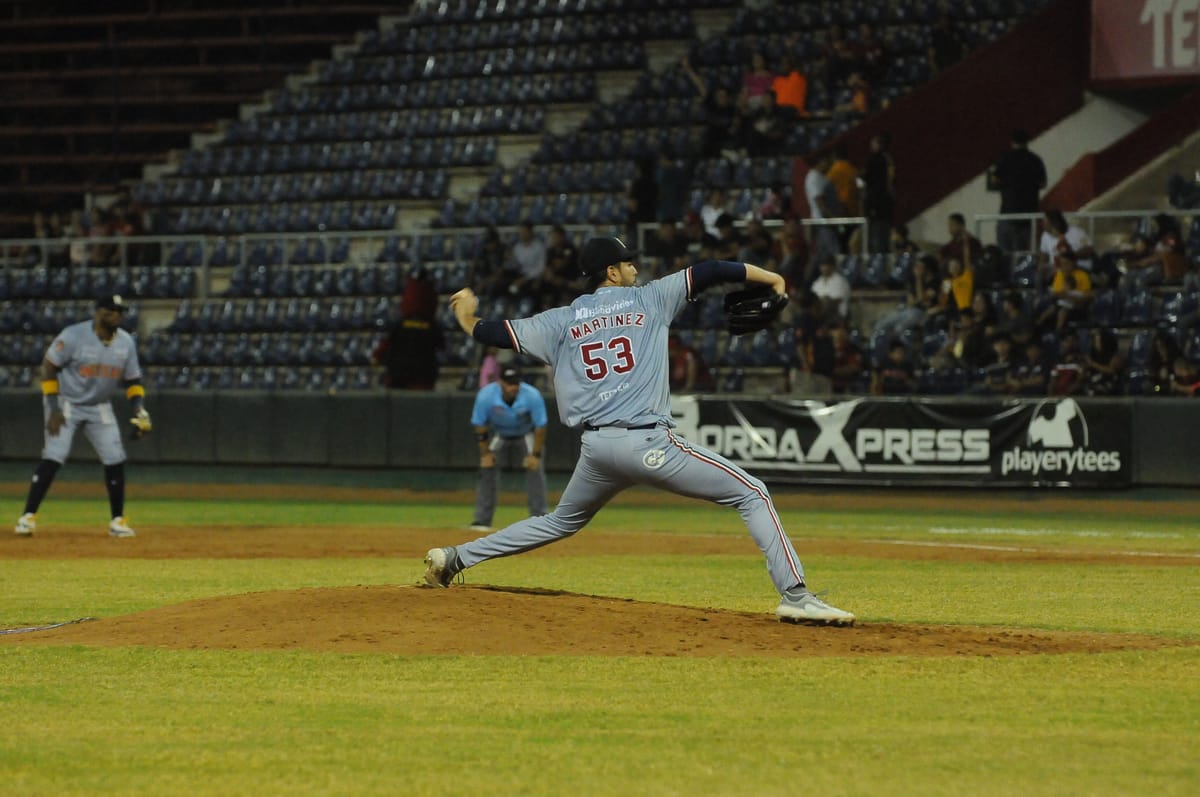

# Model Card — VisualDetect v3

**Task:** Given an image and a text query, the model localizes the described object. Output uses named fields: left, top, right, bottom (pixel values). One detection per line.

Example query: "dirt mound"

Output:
left=2, top=585, right=1189, bottom=658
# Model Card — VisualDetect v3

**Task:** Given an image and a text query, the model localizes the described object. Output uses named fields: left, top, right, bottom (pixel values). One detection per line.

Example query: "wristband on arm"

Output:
left=42, top=379, right=60, bottom=413
left=126, top=384, right=145, bottom=413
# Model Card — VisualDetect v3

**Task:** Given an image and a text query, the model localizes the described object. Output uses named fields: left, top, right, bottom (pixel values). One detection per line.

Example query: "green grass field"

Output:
left=2, top=488, right=1199, bottom=796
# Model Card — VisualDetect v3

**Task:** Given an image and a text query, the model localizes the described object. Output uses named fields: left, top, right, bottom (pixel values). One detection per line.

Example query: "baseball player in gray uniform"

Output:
left=14, top=295, right=152, bottom=538
left=424, top=237, right=854, bottom=625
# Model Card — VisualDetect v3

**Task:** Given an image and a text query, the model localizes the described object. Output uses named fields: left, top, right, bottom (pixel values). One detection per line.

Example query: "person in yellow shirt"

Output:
left=1040, top=248, right=1093, bottom=331
left=826, top=144, right=861, bottom=215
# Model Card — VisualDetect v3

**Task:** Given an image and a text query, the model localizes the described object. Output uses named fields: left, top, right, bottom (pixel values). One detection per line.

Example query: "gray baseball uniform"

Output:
left=456, top=268, right=806, bottom=593
left=42, top=320, right=142, bottom=465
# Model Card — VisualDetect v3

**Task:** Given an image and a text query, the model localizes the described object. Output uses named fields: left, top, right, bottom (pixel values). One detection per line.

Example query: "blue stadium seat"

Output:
left=1121, top=289, right=1154, bottom=327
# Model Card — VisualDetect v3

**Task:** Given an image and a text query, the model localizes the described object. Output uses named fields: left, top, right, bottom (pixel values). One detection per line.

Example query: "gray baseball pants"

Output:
left=42, top=401, right=127, bottom=466
left=472, top=434, right=548, bottom=526
left=457, top=426, right=806, bottom=594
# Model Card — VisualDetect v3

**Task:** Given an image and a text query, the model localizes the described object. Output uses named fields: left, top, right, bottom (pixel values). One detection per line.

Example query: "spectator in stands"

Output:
left=713, top=214, right=744, bottom=260
left=509, top=221, right=547, bottom=297
left=472, top=226, right=511, bottom=297
left=1170, top=357, right=1200, bottom=396
left=996, top=291, right=1034, bottom=346
left=939, top=213, right=983, bottom=269
left=478, top=346, right=501, bottom=388
left=889, top=223, right=920, bottom=254
left=972, top=291, right=997, bottom=339
left=682, top=56, right=742, bottom=159
left=1149, top=330, right=1182, bottom=393
left=1048, top=333, right=1086, bottom=396
left=1038, top=248, right=1092, bottom=332
left=827, top=144, right=861, bottom=251
left=739, top=51, right=775, bottom=111
left=655, top=149, right=689, bottom=224
left=929, top=256, right=974, bottom=326
left=540, top=224, right=580, bottom=306
left=700, top=189, right=729, bottom=239
left=871, top=340, right=915, bottom=395
left=988, top=129, right=1047, bottom=253
left=644, top=220, right=690, bottom=274
left=928, top=13, right=966, bottom=74
left=374, top=267, right=443, bottom=390
left=778, top=215, right=809, bottom=288
left=739, top=219, right=779, bottom=268
left=772, top=55, right=808, bottom=115
left=668, top=333, right=714, bottom=393
left=805, top=151, right=842, bottom=270
left=930, top=307, right=986, bottom=372
left=862, top=133, right=896, bottom=255
left=1013, top=339, right=1049, bottom=395
left=1084, top=327, right=1123, bottom=396
left=811, top=256, right=852, bottom=322
left=875, top=254, right=939, bottom=339
left=826, top=325, right=865, bottom=394
left=44, top=212, right=69, bottom=269
left=758, top=182, right=791, bottom=220
left=681, top=210, right=712, bottom=254
left=973, top=334, right=1019, bottom=395
left=1039, top=210, right=1095, bottom=279
left=834, top=72, right=871, bottom=117
left=627, top=156, right=659, bottom=231
left=855, top=23, right=888, bottom=87
left=1121, top=213, right=1188, bottom=289
left=745, top=90, right=792, bottom=157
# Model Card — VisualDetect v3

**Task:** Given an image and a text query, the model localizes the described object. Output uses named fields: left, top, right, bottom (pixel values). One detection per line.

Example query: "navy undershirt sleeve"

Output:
left=472, top=319, right=514, bottom=349
left=690, top=259, right=747, bottom=292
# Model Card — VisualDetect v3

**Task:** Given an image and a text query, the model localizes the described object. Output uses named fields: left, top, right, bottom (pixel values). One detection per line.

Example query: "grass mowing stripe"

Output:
left=0, top=647, right=1197, bottom=797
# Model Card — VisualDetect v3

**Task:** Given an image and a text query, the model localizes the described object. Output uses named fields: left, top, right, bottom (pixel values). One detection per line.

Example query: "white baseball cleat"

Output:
left=108, top=516, right=136, bottom=538
left=776, top=588, right=856, bottom=626
left=14, top=513, right=36, bottom=536
left=468, top=523, right=492, bottom=533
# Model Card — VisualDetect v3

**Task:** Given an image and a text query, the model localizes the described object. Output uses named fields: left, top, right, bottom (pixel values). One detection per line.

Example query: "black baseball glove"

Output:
left=724, top=285, right=789, bottom=335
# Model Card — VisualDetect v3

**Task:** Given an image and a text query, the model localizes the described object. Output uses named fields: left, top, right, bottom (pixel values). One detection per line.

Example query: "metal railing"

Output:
left=973, top=208, right=1198, bottom=253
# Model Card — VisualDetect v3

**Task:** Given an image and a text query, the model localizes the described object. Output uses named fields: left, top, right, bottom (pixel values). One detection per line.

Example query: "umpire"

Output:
left=469, top=365, right=548, bottom=532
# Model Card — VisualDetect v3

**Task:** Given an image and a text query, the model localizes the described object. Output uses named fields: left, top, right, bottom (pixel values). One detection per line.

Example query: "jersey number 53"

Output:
left=580, top=336, right=635, bottom=381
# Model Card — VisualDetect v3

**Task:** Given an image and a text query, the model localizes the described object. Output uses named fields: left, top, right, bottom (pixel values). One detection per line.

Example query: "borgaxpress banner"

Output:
left=669, top=397, right=1132, bottom=487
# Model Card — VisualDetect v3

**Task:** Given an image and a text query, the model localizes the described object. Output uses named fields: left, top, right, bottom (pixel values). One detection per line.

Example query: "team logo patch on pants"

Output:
left=642, top=449, right=666, bottom=469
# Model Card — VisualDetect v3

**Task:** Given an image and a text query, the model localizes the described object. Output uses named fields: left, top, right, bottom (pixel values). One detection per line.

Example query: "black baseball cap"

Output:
left=579, top=236, right=637, bottom=277
left=500, top=366, right=521, bottom=384
left=96, top=294, right=129, bottom=312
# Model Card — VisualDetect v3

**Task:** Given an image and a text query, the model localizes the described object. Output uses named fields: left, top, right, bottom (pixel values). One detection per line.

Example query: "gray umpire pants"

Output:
left=472, top=433, right=548, bottom=526
left=458, top=426, right=806, bottom=595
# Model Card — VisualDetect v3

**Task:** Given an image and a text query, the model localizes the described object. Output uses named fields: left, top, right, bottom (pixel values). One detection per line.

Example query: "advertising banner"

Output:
left=671, top=397, right=1132, bottom=487
left=1092, top=0, right=1200, bottom=83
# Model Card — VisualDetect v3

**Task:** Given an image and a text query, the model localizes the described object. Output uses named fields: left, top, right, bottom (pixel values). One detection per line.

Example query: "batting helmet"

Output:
left=579, top=236, right=637, bottom=278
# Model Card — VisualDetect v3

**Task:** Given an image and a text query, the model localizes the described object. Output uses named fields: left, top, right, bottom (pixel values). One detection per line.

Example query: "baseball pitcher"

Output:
left=423, top=237, right=854, bottom=625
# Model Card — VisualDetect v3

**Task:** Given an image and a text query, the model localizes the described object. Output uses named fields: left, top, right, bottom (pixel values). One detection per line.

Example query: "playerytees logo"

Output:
left=1000, top=399, right=1121, bottom=476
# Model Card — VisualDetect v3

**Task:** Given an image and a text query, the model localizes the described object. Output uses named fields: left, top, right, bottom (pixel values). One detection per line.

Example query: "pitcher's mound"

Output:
left=2, top=584, right=1187, bottom=658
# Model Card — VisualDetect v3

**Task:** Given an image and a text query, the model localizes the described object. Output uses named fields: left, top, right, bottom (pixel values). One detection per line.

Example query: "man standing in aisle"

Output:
left=989, top=129, right=1046, bottom=254
left=14, top=295, right=151, bottom=538
left=468, top=365, right=548, bottom=532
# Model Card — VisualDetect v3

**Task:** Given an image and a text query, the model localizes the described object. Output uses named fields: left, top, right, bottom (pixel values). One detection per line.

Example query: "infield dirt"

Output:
left=4, top=512, right=1198, bottom=658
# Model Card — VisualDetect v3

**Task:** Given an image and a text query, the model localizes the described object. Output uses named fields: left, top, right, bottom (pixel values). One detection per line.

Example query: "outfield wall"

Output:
left=0, top=391, right=1195, bottom=488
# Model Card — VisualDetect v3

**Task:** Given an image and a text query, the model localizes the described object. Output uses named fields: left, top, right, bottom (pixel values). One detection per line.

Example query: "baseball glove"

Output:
left=724, top=286, right=789, bottom=335
left=129, top=408, right=152, bottom=440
